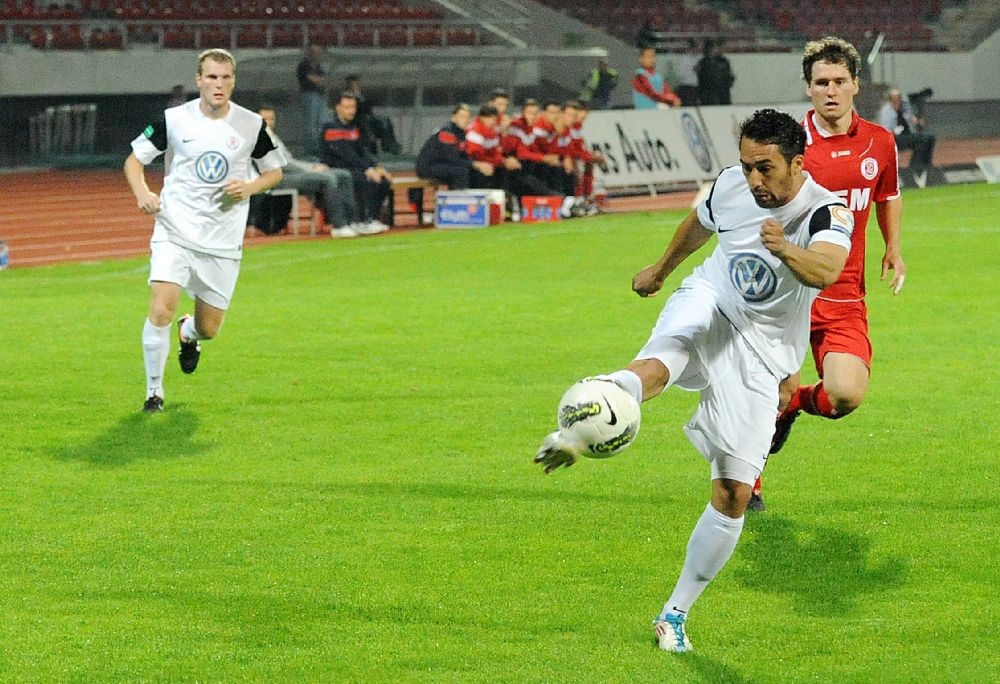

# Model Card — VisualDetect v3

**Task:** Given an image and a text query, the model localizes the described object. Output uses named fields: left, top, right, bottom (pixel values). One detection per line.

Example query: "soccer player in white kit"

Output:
left=125, top=49, right=286, bottom=412
left=534, top=109, right=854, bottom=652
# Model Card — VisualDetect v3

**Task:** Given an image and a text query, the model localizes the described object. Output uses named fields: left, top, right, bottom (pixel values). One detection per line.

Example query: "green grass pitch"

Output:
left=1, top=183, right=997, bottom=681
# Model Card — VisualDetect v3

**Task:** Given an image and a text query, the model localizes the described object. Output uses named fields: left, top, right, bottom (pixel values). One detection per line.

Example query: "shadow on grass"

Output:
left=675, top=652, right=759, bottom=684
left=52, top=405, right=210, bottom=466
left=733, top=514, right=909, bottom=616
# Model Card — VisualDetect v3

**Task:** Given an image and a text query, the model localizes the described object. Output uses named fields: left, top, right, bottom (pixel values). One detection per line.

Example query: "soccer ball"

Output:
left=557, top=377, right=641, bottom=458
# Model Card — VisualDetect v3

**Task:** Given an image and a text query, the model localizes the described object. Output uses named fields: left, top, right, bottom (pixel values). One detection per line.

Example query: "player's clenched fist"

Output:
left=137, top=191, right=161, bottom=214
left=759, top=218, right=787, bottom=256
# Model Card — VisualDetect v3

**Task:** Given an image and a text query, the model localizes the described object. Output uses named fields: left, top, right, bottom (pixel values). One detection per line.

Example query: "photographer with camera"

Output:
left=878, top=87, right=936, bottom=169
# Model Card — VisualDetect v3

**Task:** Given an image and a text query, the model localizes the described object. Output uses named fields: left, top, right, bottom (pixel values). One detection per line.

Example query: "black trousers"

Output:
left=416, top=162, right=470, bottom=190
left=350, top=171, right=392, bottom=223
left=895, top=131, right=936, bottom=168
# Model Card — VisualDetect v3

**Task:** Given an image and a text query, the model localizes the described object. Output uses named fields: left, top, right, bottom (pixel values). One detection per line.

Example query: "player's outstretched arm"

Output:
left=876, top=197, right=906, bottom=295
left=633, top=210, right=712, bottom=297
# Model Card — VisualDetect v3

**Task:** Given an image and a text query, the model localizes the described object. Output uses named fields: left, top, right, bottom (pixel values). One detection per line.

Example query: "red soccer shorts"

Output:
left=809, top=298, right=873, bottom=377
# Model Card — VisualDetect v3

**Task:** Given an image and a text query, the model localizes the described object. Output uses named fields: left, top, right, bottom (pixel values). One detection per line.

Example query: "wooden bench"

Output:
left=390, top=176, right=440, bottom=227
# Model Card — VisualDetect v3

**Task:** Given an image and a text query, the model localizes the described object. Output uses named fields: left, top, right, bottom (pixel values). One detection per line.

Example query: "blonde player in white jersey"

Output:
left=125, top=49, right=286, bottom=412
left=534, top=109, right=854, bottom=652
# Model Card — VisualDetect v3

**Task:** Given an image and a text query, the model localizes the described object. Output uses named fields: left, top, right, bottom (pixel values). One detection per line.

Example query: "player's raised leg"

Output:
left=178, top=297, right=227, bottom=374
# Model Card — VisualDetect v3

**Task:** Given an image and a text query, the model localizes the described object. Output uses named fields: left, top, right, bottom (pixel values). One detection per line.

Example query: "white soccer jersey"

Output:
left=692, top=166, right=854, bottom=378
left=131, top=99, right=286, bottom=259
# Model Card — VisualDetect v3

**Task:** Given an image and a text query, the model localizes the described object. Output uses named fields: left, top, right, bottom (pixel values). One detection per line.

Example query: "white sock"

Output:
left=661, top=502, right=744, bottom=617
left=142, top=318, right=171, bottom=398
left=605, top=369, right=643, bottom=404
left=180, top=315, right=200, bottom=342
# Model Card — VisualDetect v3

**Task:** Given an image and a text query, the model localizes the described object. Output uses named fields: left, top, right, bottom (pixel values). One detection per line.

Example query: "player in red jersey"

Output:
left=750, top=36, right=907, bottom=511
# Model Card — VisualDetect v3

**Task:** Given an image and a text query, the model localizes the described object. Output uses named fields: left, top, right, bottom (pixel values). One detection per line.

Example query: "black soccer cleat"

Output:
left=177, top=314, right=201, bottom=374
left=769, top=409, right=800, bottom=455
left=142, top=395, right=164, bottom=413
left=746, top=492, right=766, bottom=512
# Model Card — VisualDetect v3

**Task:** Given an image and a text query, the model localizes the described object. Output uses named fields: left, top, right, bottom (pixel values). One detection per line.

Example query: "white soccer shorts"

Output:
left=148, top=239, right=241, bottom=310
left=635, top=280, right=777, bottom=480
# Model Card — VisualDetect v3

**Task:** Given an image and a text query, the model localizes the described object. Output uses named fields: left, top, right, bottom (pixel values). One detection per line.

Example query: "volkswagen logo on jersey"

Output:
left=195, top=151, right=229, bottom=183
left=729, top=252, right=778, bottom=302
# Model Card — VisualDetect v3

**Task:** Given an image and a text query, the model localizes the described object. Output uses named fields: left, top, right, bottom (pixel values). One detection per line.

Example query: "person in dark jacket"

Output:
left=321, top=91, right=392, bottom=229
left=416, top=104, right=494, bottom=189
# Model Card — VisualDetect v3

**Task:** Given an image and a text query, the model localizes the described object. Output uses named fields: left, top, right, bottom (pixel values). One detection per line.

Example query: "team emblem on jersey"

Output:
left=729, top=252, right=777, bottom=302
left=227, top=136, right=240, bottom=150
left=860, top=157, right=878, bottom=180
left=195, top=151, right=229, bottom=183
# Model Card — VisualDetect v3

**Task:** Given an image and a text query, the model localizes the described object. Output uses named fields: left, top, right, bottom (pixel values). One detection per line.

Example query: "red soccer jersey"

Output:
left=802, top=109, right=900, bottom=301
left=504, top=116, right=545, bottom=162
left=532, top=117, right=558, bottom=155
left=465, top=116, right=504, bottom=166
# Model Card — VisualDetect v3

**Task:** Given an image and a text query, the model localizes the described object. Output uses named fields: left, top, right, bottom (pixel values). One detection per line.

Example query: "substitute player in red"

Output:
left=751, top=36, right=906, bottom=510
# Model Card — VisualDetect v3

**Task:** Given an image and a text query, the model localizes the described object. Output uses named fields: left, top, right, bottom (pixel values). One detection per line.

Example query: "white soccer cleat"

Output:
left=533, top=430, right=584, bottom=473
left=330, top=225, right=359, bottom=238
left=654, top=613, right=693, bottom=653
left=559, top=196, right=575, bottom=218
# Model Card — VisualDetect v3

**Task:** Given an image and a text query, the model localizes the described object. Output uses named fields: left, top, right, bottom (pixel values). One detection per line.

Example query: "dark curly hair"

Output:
left=739, top=108, right=806, bottom=164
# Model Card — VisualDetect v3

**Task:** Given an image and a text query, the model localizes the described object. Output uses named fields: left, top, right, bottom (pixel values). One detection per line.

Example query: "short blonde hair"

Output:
left=801, top=36, right=861, bottom=83
left=198, top=48, right=236, bottom=75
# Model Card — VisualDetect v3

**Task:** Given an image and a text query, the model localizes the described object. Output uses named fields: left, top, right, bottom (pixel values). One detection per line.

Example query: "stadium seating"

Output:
left=6, top=0, right=948, bottom=52
left=3, top=0, right=466, bottom=50
left=535, top=0, right=946, bottom=52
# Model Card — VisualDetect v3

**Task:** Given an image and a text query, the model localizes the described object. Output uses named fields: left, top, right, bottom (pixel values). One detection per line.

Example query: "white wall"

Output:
left=2, top=38, right=998, bottom=103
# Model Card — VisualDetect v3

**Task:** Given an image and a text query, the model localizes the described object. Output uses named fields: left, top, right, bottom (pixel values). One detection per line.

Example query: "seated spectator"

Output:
left=529, top=101, right=576, bottom=216
left=467, top=103, right=553, bottom=219
left=465, top=104, right=505, bottom=190
left=416, top=104, right=494, bottom=190
left=502, top=98, right=558, bottom=197
left=321, top=92, right=392, bottom=232
left=251, top=105, right=367, bottom=238
left=488, top=87, right=514, bottom=136
left=346, top=74, right=402, bottom=155
left=877, top=88, right=936, bottom=169
left=564, top=100, right=606, bottom=216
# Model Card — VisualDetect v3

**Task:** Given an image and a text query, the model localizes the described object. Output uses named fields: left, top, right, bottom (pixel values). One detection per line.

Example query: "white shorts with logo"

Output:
left=148, top=239, right=241, bottom=310
left=635, top=279, right=778, bottom=483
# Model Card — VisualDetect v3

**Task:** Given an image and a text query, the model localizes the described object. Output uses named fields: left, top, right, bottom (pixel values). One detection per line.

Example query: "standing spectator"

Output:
left=416, top=103, right=492, bottom=190
left=320, top=92, right=392, bottom=232
left=632, top=47, right=681, bottom=109
left=580, top=59, right=619, bottom=110
left=673, top=40, right=700, bottom=106
left=535, top=109, right=853, bottom=653
left=297, top=44, right=328, bottom=159
left=346, top=74, right=401, bottom=155
left=696, top=39, right=735, bottom=105
left=124, top=49, right=285, bottom=413
left=877, top=88, right=936, bottom=169
left=253, top=106, right=366, bottom=238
